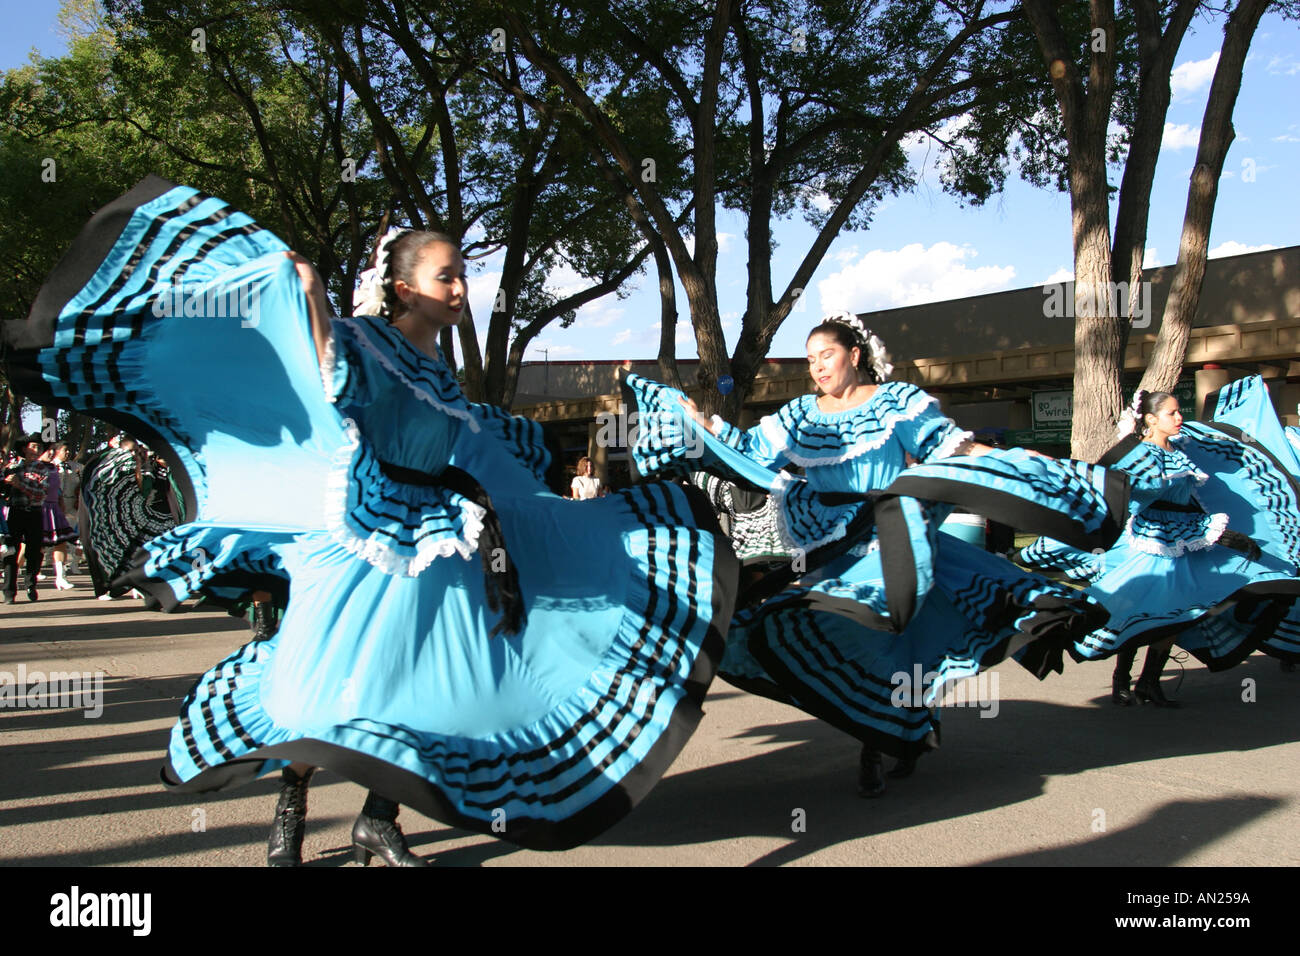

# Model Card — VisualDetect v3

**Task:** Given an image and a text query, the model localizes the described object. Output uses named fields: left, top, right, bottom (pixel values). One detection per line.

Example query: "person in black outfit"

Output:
left=2, top=435, right=51, bottom=602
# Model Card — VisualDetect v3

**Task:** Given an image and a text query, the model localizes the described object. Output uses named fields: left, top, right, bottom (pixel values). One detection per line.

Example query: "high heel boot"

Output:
left=250, top=600, right=277, bottom=641
left=1111, top=645, right=1138, bottom=706
left=352, top=792, right=429, bottom=866
left=267, top=766, right=315, bottom=866
left=857, top=746, right=886, bottom=798
left=1133, top=645, right=1182, bottom=708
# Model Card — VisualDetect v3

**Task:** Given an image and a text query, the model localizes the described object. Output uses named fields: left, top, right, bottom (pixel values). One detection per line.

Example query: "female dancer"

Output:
left=1020, top=388, right=1300, bottom=705
left=77, top=437, right=178, bottom=600
left=2, top=176, right=736, bottom=857
left=623, top=312, right=1127, bottom=796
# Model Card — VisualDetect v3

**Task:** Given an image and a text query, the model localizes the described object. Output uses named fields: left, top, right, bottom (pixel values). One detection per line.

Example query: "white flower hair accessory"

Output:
left=822, top=310, right=893, bottom=383
left=352, top=227, right=409, bottom=317
left=1115, top=389, right=1147, bottom=439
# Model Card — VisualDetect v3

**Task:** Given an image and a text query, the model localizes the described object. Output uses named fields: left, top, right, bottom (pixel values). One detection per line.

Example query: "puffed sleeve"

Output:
left=710, top=412, right=792, bottom=471
left=319, top=316, right=380, bottom=408
left=885, top=383, right=973, bottom=463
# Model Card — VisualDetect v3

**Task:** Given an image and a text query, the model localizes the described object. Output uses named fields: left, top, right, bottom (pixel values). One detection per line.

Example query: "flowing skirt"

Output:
left=622, top=373, right=1128, bottom=757
left=1, top=175, right=739, bottom=849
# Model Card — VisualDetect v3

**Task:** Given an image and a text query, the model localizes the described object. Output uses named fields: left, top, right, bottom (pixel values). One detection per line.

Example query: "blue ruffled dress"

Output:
left=1202, top=375, right=1300, bottom=663
left=1, top=177, right=738, bottom=850
left=1019, top=410, right=1300, bottom=669
left=622, top=373, right=1128, bottom=758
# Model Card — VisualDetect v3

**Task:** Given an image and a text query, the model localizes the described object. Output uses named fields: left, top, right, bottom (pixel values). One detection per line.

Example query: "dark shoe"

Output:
left=1111, top=676, right=1135, bottom=706
left=267, top=767, right=314, bottom=867
left=1, top=593, right=13, bottom=605
left=1133, top=679, right=1182, bottom=708
left=26, top=586, right=37, bottom=602
left=887, top=755, right=918, bottom=779
left=251, top=600, right=277, bottom=641
left=857, top=747, right=886, bottom=798
left=352, top=792, right=428, bottom=866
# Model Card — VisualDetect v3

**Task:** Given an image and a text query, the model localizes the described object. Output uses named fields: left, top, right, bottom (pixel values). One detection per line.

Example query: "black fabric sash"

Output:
left=377, top=459, right=525, bottom=637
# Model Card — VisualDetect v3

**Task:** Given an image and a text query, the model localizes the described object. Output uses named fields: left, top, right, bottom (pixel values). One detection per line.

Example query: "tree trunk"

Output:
left=1111, top=0, right=1199, bottom=357
left=1070, top=150, right=1125, bottom=462
left=1140, top=0, right=1271, bottom=396
left=652, top=235, right=684, bottom=392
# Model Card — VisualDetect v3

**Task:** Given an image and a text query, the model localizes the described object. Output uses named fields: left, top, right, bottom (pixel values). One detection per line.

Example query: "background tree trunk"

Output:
left=1140, top=0, right=1272, bottom=394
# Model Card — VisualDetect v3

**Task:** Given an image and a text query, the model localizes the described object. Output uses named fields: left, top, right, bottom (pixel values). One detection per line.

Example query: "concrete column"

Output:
left=587, top=420, right=610, bottom=486
left=1195, top=368, right=1232, bottom=421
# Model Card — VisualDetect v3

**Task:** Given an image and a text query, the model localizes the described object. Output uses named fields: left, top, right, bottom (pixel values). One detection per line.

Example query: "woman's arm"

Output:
left=678, top=396, right=720, bottom=436
left=285, top=251, right=333, bottom=368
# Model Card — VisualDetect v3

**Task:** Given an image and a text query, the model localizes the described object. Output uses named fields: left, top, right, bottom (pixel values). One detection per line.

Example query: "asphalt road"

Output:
left=2, top=575, right=1297, bottom=867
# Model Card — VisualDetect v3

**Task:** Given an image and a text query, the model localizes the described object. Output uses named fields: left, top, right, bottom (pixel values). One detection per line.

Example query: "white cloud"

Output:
left=1171, top=52, right=1219, bottom=99
left=805, top=188, right=835, bottom=213
left=816, top=242, right=1016, bottom=312
left=1143, top=248, right=1161, bottom=269
left=1267, top=54, right=1300, bottom=76
left=717, top=232, right=735, bottom=253
left=1208, top=241, right=1278, bottom=259
left=1273, top=125, right=1300, bottom=143
left=467, top=270, right=502, bottom=325
left=1039, top=267, right=1074, bottom=285
left=569, top=297, right=626, bottom=330
left=544, top=261, right=587, bottom=299
left=1162, top=123, right=1202, bottom=151
left=610, top=329, right=632, bottom=346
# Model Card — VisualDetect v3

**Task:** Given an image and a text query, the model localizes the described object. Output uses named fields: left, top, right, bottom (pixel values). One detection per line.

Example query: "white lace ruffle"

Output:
left=322, top=430, right=484, bottom=577
left=770, top=470, right=851, bottom=555
left=340, top=316, right=480, bottom=433
left=320, top=331, right=340, bottom=402
left=931, top=427, right=975, bottom=462
left=761, top=388, right=940, bottom=468
left=1125, top=511, right=1229, bottom=557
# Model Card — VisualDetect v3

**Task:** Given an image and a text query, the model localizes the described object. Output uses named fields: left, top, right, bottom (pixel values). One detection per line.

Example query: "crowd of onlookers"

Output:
left=1, top=434, right=84, bottom=603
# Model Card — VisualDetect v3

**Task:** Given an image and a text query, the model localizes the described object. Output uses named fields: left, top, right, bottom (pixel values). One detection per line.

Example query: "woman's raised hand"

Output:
left=678, top=396, right=721, bottom=436
left=284, top=251, right=325, bottom=300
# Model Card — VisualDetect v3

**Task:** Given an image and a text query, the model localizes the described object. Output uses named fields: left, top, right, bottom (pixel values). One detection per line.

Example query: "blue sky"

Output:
left=7, top=2, right=1298, bottom=367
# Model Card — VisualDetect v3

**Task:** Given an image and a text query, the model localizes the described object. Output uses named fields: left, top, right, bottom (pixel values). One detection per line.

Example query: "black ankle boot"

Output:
left=1133, top=678, right=1182, bottom=707
left=857, top=746, right=886, bottom=798
left=888, top=755, right=918, bottom=779
left=1111, top=675, right=1135, bottom=706
left=1111, top=645, right=1137, bottom=705
left=267, top=766, right=315, bottom=867
left=352, top=792, right=428, bottom=866
left=250, top=600, right=277, bottom=641
left=1133, top=645, right=1182, bottom=708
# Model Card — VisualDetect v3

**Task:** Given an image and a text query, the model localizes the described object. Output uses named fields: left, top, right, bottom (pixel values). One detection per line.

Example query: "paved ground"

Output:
left=1, top=573, right=1297, bottom=867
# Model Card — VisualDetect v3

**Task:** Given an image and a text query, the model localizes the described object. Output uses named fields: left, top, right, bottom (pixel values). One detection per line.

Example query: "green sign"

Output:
left=1031, top=377, right=1196, bottom=433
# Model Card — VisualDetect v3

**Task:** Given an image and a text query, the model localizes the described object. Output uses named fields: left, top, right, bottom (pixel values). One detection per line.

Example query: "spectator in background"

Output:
left=2, top=435, right=51, bottom=602
left=570, top=456, right=604, bottom=499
